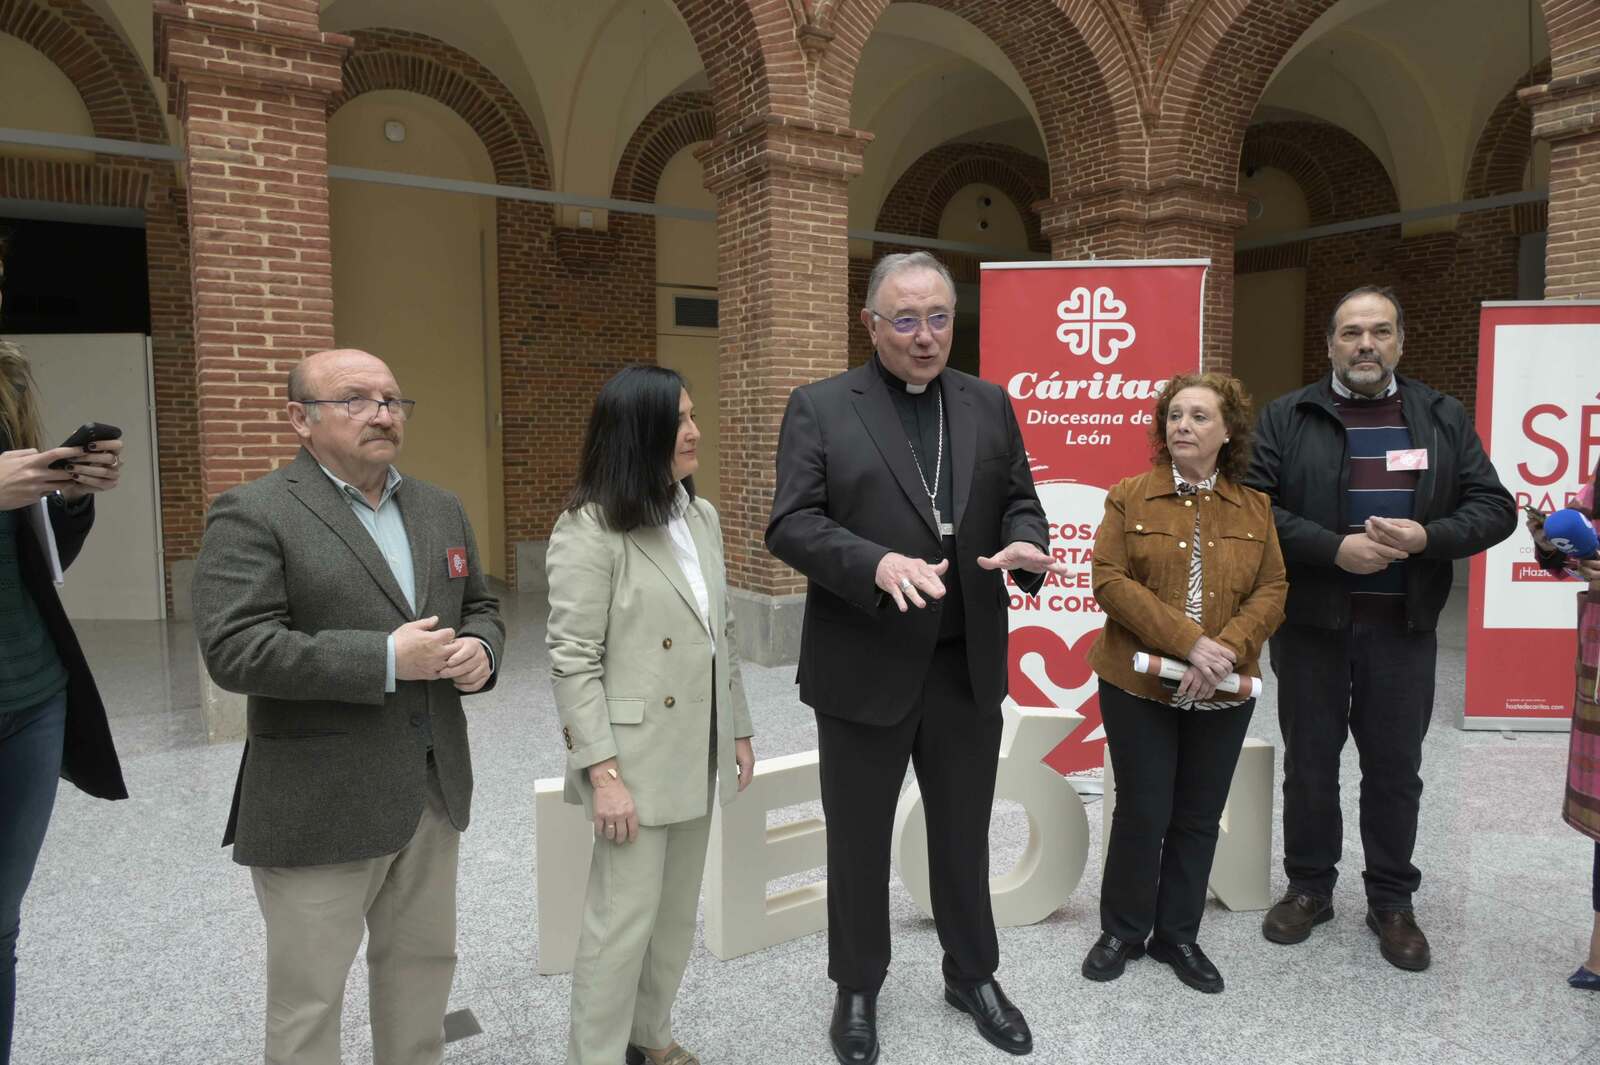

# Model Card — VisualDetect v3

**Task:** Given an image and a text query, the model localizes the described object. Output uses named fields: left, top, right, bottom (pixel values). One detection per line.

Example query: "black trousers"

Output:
left=1098, top=681, right=1254, bottom=945
left=814, top=642, right=1003, bottom=994
left=1268, top=622, right=1436, bottom=909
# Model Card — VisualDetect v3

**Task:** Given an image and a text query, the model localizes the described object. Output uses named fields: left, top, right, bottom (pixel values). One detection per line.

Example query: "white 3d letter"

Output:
left=534, top=778, right=594, bottom=975
left=892, top=705, right=1089, bottom=926
left=704, top=751, right=829, bottom=960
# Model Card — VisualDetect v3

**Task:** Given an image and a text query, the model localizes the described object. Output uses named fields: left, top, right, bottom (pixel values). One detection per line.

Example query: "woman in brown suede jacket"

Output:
left=1082, top=372, right=1287, bottom=995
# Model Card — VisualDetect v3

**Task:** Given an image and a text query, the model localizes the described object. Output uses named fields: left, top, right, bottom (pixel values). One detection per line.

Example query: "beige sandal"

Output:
left=626, top=1043, right=700, bottom=1065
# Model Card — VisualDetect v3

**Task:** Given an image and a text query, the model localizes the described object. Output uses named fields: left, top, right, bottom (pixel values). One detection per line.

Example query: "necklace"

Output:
left=907, top=388, right=954, bottom=536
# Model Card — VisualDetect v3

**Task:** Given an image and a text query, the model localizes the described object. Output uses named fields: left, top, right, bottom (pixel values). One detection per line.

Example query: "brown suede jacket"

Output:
left=1086, top=466, right=1288, bottom=704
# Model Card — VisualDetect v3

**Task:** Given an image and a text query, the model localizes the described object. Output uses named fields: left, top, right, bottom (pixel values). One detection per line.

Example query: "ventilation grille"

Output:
left=674, top=295, right=718, bottom=329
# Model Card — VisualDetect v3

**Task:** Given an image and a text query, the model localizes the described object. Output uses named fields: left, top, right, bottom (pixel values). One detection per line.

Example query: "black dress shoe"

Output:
left=1146, top=939, right=1224, bottom=994
left=943, top=978, right=1033, bottom=1056
left=829, top=988, right=879, bottom=1065
left=1082, top=932, right=1146, bottom=982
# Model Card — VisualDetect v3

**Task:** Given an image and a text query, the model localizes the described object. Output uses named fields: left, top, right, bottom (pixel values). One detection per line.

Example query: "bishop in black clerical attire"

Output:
left=767, top=252, right=1062, bottom=1064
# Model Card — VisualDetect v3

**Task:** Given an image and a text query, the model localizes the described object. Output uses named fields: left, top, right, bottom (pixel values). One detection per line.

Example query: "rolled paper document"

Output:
left=1131, top=651, right=1262, bottom=699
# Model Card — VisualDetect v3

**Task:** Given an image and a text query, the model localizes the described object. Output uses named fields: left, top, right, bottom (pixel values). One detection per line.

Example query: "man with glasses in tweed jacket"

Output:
left=193, top=348, right=503, bottom=1065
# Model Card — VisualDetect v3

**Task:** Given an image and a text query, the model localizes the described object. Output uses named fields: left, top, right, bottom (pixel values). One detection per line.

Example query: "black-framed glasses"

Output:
left=299, top=398, right=416, bottom=422
left=870, top=309, right=953, bottom=335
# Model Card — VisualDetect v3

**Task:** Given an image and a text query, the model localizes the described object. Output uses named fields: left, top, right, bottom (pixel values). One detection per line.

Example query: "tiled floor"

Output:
left=14, top=587, right=1599, bottom=1064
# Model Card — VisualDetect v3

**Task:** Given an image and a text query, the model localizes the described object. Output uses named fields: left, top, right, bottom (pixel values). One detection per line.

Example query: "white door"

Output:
left=2, top=333, right=164, bottom=620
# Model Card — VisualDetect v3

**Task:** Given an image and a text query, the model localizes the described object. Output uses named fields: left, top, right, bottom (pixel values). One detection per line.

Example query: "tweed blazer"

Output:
left=192, top=448, right=504, bottom=868
left=1087, top=466, right=1287, bottom=704
left=546, top=497, right=753, bottom=826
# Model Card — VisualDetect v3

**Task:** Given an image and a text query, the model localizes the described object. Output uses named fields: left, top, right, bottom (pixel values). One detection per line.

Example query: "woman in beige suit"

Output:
left=548, top=366, right=755, bottom=1065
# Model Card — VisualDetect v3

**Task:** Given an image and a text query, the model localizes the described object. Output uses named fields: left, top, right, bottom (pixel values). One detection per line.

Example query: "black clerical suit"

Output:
left=766, top=355, right=1048, bottom=993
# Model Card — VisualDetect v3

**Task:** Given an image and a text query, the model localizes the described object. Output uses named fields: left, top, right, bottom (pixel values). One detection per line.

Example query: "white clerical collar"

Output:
left=1330, top=371, right=1397, bottom=400
left=873, top=352, right=936, bottom=394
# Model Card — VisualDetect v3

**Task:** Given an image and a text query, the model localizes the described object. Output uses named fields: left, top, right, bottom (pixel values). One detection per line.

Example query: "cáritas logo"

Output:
left=1056, top=285, right=1136, bottom=365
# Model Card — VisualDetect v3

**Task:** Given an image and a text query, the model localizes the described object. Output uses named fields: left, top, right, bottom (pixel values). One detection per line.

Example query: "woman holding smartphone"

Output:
left=0, top=246, right=127, bottom=1064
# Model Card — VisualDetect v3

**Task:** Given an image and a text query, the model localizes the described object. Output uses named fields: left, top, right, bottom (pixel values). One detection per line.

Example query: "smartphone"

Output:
left=48, top=422, right=122, bottom=469
left=1522, top=504, right=1547, bottom=521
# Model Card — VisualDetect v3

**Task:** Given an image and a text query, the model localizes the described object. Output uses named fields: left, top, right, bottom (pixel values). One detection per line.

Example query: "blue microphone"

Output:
left=1543, top=507, right=1600, bottom=560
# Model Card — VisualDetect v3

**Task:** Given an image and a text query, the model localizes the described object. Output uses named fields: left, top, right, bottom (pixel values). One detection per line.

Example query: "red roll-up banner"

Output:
left=980, top=260, right=1208, bottom=772
left=1464, top=300, right=1600, bottom=731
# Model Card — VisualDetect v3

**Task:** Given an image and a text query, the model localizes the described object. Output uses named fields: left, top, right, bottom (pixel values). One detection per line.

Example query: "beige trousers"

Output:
left=250, top=761, right=461, bottom=1065
left=565, top=812, right=713, bottom=1065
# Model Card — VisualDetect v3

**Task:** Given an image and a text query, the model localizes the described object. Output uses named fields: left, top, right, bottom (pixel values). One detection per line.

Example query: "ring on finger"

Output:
left=899, top=577, right=914, bottom=592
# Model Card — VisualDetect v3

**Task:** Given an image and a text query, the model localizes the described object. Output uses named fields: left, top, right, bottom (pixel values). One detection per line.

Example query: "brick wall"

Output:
left=699, top=118, right=869, bottom=596
left=156, top=1, right=351, bottom=500
left=144, top=172, right=201, bottom=605
left=499, top=211, right=655, bottom=581
left=1528, top=1, right=1600, bottom=298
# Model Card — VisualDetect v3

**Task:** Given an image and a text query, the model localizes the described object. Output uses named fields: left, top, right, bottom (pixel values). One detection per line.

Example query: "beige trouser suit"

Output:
left=546, top=498, right=753, bottom=1065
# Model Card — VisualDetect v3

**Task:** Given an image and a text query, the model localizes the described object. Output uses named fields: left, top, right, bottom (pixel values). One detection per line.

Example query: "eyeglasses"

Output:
left=299, top=398, right=416, bottom=422
left=870, top=309, right=953, bottom=335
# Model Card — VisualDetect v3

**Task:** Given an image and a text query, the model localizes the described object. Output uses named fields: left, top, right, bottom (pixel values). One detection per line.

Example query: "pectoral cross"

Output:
left=934, top=505, right=954, bottom=538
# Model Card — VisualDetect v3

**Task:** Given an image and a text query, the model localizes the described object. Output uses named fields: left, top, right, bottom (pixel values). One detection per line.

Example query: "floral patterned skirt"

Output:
left=1569, top=591, right=1600, bottom=843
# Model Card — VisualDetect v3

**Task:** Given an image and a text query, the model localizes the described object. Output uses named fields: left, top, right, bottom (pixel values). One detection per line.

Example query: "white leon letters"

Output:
left=703, top=751, right=828, bottom=960
left=534, top=778, right=594, bottom=975
left=1099, top=737, right=1275, bottom=912
left=534, top=713, right=1274, bottom=975
left=891, top=706, right=1089, bottom=926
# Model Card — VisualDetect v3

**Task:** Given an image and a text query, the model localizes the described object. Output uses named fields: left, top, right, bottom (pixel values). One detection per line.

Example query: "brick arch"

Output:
left=330, top=27, right=549, bottom=189
left=1150, top=0, right=1341, bottom=188
left=815, top=0, right=1143, bottom=192
left=0, top=156, right=149, bottom=207
left=875, top=143, right=1049, bottom=252
left=1240, top=122, right=1398, bottom=228
left=0, top=0, right=168, bottom=144
left=667, top=0, right=807, bottom=133
left=610, top=91, right=715, bottom=203
left=1465, top=62, right=1549, bottom=200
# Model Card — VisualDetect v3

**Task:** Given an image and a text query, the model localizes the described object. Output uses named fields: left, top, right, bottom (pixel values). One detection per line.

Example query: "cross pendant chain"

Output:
left=908, top=389, right=954, bottom=537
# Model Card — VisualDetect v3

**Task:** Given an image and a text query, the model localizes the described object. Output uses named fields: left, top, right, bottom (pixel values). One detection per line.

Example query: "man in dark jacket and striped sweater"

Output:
left=1244, top=286, right=1515, bottom=972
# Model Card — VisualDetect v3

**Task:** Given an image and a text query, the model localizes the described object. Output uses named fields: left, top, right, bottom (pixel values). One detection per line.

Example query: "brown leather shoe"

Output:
left=1261, top=890, right=1333, bottom=944
left=1366, top=908, right=1431, bottom=971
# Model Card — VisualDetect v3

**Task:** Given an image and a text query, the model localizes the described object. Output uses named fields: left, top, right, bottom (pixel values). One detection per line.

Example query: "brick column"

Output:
left=155, top=1, right=351, bottom=501
left=1521, top=69, right=1600, bottom=298
left=698, top=116, right=870, bottom=665
left=1038, top=182, right=1247, bottom=371
left=155, top=1, right=350, bottom=741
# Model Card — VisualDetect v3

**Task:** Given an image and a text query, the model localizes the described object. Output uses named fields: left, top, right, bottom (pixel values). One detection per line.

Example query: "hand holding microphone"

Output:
left=1542, top=507, right=1599, bottom=560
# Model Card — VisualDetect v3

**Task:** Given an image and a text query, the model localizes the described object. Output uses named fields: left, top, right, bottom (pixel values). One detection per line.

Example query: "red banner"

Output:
left=1465, top=301, right=1600, bottom=729
left=980, top=261, right=1208, bottom=772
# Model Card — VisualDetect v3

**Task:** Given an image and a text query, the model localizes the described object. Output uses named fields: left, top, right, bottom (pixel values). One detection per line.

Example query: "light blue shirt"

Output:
left=318, top=464, right=413, bottom=693
left=317, top=463, right=496, bottom=700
